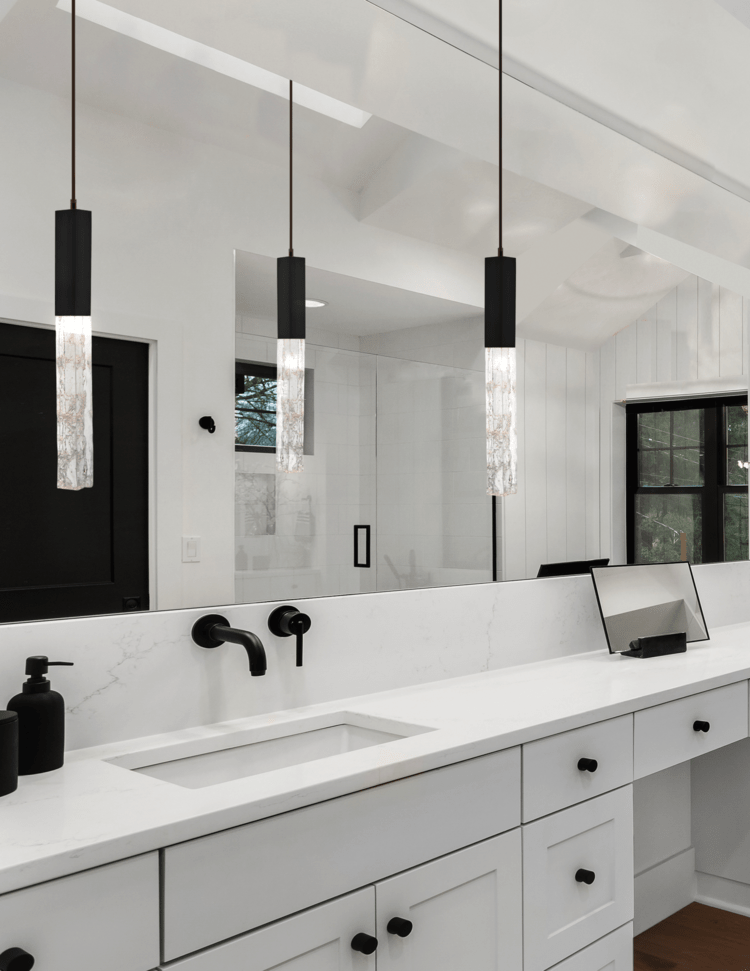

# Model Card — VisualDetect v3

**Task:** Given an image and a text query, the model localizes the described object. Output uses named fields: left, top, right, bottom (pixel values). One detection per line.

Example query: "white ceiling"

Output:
left=1, top=0, right=741, bottom=349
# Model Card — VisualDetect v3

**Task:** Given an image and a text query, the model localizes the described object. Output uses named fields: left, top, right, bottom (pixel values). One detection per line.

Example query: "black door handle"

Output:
left=351, top=933, right=378, bottom=954
left=577, top=758, right=598, bottom=772
left=575, top=868, right=596, bottom=885
left=0, top=949, right=35, bottom=971
left=693, top=721, right=711, bottom=733
left=387, top=917, right=413, bottom=937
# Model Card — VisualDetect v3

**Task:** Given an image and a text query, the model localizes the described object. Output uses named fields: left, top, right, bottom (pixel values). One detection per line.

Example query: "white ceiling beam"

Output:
left=105, top=0, right=498, bottom=163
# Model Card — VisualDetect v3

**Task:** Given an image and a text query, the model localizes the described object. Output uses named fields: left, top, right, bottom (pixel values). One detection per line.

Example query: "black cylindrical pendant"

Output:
left=485, top=254, right=516, bottom=349
left=55, top=208, right=92, bottom=317
left=0, top=711, right=19, bottom=797
left=277, top=255, right=306, bottom=340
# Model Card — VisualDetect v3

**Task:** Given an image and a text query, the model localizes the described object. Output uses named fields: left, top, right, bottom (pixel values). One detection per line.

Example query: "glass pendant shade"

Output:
left=56, top=315, right=93, bottom=490
left=486, top=346, right=517, bottom=496
left=276, top=338, right=305, bottom=473
left=485, top=254, right=518, bottom=497
left=55, top=208, right=93, bottom=490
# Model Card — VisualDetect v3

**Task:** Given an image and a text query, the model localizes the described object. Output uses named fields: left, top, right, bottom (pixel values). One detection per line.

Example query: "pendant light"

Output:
left=276, top=79, right=305, bottom=474
left=486, top=0, right=517, bottom=497
left=56, top=0, right=93, bottom=491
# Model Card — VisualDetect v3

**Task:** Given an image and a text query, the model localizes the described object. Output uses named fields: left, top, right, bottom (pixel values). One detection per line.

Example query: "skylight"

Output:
left=56, top=0, right=372, bottom=128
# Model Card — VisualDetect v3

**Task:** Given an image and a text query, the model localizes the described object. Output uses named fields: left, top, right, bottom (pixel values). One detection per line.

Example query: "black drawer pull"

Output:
left=575, top=868, right=596, bottom=885
left=577, top=758, right=598, bottom=773
left=0, top=949, right=35, bottom=971
left=387, top=917, right=413, bottom=938
left=351, top=933, right=378, bottom=954
left=693, top=721, right=711, bottom=733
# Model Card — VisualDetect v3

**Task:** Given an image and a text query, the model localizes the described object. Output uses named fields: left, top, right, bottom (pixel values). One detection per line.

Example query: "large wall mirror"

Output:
left=0, top=0, right=748, bottom=624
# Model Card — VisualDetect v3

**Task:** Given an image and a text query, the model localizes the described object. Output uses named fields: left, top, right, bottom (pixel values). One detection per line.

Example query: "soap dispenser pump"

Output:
left=7, top=656, right=74, bottom=775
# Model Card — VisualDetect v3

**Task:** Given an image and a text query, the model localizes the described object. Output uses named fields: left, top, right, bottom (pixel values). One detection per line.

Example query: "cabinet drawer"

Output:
left=634, top=681, right=749, bottom=778
left=375, top=830, right=522, bottom=971
left=523, top=787, right=633, bottom=971
left=547, top=923, right=632, bottom=971
left=160, top=887, right=375, bottom=970
left=0, top=854, right=159, bottom=971
left=523, top=715, right=633, bottom=821
left=163, top=749, right=520, bottom=960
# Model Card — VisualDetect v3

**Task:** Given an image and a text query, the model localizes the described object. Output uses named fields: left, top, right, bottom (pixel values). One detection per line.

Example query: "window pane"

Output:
left=236, top=374, right=277, bottom=447
left=724, top=494, right=749, bottom=562
left=639, top=447, right=670, bottom=487
left=637, top=410, right=703, bottom=487
left=726, top=405, right=747, bottom=446
left=635, top=493, right=702, bottom=564
left=726, top=406, right=748, bottom=485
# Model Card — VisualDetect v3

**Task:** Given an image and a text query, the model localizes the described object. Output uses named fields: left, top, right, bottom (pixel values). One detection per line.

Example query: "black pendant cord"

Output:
left=498, top=0, right=501, bottom=258
left=71, top=0, right=76, bottom=209
left=289, top=78, right=293, bottom=256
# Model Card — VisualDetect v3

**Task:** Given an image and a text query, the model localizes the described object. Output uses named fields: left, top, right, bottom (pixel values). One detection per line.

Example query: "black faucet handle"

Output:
left=268, top=605, right=311, bottom=667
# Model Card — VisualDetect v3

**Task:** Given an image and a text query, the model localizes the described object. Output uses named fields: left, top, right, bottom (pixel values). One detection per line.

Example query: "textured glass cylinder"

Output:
left=486, top=346, right=517, bottom=496
left=56, top=315, right=93, bottom=490
left=276, top=338, right=305, bottom=473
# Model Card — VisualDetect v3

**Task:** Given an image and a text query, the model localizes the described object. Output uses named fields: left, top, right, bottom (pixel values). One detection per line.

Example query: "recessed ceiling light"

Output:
left=305, top=299, right=327, bottom=308
left=55, top=0, right=372, bottom=128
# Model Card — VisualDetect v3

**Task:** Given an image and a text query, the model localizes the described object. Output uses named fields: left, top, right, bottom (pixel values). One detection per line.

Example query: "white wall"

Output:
left=503, top=340, right=601, bottom=580
left=598, top=276, right=749, bottom=559
left=0, top=74, right=484, bottom=613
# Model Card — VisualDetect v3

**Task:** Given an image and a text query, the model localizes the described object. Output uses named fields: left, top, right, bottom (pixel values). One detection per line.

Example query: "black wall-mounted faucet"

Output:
left=191, top=614, right=267, bottom=676
left=268, top=605, right=311, bottom=666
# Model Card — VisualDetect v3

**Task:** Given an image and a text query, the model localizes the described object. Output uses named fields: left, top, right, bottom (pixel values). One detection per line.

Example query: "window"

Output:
left=235, top=360, right=314, bottom=453
left=627, top=396, right=748, bottom=564
left=235, top=362, right=277, bottom=452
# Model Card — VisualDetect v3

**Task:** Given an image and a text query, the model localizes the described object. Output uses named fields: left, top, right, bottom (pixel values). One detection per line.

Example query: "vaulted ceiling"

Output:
left=3, top=0, right=749, bottom=349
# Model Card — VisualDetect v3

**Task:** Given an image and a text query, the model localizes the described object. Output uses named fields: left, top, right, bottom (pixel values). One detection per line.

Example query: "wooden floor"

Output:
left=635, top=902, right=750, bottom=971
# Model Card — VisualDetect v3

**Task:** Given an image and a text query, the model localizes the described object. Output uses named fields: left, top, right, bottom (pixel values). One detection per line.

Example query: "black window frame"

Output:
left=626, top=394, right=748, bottom=565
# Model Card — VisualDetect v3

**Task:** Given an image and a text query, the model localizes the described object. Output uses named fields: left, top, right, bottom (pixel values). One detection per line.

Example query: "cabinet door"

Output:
left=523, top=787, right=633, bottom=971
left=375, top=830, right=522, bottom=971
left=161, top=887, right=375, bottom=971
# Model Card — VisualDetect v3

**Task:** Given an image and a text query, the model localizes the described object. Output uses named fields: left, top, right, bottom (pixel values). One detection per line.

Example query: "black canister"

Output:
left=0, top=711, right=19, bottom=796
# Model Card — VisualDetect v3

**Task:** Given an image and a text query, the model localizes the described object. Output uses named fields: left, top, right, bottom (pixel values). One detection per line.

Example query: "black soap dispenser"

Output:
left=7, top=656, right=74, bottom=775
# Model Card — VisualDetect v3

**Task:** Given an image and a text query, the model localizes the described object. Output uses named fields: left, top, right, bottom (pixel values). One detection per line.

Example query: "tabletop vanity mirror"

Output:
left=0, top=0, right=748, bottom=627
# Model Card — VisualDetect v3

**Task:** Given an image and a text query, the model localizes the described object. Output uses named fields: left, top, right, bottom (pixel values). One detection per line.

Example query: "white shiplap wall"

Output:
left=503, top=340, right=601, bottom=580
left=504, top=276, right=749, bottom=580
left=598, top=276, right=749, bottom=561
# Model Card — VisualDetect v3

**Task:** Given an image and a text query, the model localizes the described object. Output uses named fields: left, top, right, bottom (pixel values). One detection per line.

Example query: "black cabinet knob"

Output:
left=577, top=758, right=598, bottom=773
left=387, top=917, right=413, bottom=938
left=693, top=721, right=711, bottom=733
left=575, top=868, right=596, bottom=885
left=0, top=949, right=35, bottom=971
left=351, top=933, right=378, bottom=954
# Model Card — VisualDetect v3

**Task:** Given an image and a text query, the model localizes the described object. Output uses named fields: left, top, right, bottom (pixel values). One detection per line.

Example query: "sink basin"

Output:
left=107, top=715, right=432, bottom=789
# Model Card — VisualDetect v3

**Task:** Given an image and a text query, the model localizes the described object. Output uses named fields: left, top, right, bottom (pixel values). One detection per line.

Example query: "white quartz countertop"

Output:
left=2, top=621, right=750, bottom=895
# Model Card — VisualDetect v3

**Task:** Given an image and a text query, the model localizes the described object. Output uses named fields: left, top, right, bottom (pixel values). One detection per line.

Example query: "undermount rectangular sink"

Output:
left=107, top=715, right=432, bottom=789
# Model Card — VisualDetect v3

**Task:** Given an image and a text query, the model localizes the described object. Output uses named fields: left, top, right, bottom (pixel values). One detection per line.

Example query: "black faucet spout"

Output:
left=212, top=625, right=267, bottom=676
left=191, top=614, right=268, bottom=676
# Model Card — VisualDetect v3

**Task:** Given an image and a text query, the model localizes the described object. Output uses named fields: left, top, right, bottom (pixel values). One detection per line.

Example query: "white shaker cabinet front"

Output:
left=375, top=830, right=522, bottom=971
left=0, top=853, right=160, bottom=971
left=160, top=887, right=376, bottom=971
left=523, top=787, right=633, bottom=971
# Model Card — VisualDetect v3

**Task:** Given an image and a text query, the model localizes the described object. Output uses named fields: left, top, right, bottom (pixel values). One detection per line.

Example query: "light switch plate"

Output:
left=182, top=536, right=201, bottom=563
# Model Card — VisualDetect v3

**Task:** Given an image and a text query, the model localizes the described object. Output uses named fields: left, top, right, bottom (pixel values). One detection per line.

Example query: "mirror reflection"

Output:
left=0, top=0, right=747, bottom=624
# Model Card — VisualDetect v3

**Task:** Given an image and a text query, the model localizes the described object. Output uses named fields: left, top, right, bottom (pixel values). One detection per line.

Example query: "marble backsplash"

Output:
left=0, top=561, right=747, bottom=751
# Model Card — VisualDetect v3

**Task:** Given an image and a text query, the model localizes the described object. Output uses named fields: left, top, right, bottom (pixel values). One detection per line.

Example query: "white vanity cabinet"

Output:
left=0, top=853, right=160, bottom=971
left=375, top=830, right=522, bottom=970
left=162, top=749, right=521, bottom=960
left=161, top=831, right=523, bottom=971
